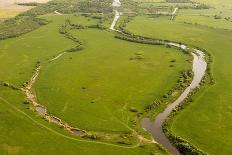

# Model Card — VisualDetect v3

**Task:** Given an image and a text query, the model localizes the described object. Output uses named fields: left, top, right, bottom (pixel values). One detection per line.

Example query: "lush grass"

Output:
left=125, top=13, right=232, bottom=155
left=0, top=15, right=95, bottom=87
left=176, top=14, right=232, bottom=30
left=34, top=15, right=190, bottom=133
left=0, top=13, right=190, bottom=154
left=0, top=86, right=165, bottom=155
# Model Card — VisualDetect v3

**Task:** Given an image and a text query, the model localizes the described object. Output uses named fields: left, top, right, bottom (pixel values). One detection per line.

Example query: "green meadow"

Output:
left=0, top=0, right=232, bottom=154
left=0, top=12, right=190, bottom=154
left=35, top=16, right=190, bottom=133
left=1, top=86, right=166, bottom=155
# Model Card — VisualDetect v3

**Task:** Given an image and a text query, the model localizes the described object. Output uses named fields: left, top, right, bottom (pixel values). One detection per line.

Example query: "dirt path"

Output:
left=171, top=7, right=178, bottom=20
left=54, top=10, right=62, bottom=15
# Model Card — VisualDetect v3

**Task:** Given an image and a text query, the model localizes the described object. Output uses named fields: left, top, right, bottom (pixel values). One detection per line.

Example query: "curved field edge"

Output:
left=125, top=14, right=232, bottom=155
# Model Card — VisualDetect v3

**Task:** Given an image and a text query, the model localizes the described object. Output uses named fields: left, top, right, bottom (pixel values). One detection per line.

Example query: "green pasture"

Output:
left=34, top=15, right=190, bottom=133
left=0, top=13, right=190, bottom=154
left=176, top=14, right=232, bottom=30
left=0, top=86, right=164, bottom=155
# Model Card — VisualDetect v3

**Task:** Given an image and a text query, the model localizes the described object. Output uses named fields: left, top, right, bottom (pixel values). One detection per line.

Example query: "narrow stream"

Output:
left=110, top=1, right=207, bottom=154
left=141, top=48, right=207, bottom=155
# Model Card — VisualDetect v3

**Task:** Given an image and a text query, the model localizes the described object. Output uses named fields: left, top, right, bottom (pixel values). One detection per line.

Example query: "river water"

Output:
left=110, top=1, right=207, bottom=154
left=141, top=48, right=207, bottom=155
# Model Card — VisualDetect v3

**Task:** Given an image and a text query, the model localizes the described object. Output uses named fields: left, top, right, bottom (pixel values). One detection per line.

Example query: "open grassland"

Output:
left=176, top=14, right=232, bottom=30
left=0, top=14, right=166, bottom=154
left=125, top=12, right=232, bottom=154
left=0, top=15, right=77, bottom=87
left=193, top=0, right=232, bottom=17
left=0, top=12, right=191, bottom=154
left=1, top=0, right=231, bottom=154
left=0, top=87, right=164, bottom=155
left=34, top=15, right=191, bottom=133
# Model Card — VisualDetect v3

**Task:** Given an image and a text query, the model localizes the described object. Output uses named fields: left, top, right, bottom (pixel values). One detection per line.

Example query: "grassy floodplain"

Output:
left=0, top=13, right=170, bottom=154
left=0, top=10, right=191, bottom=155
left=0, top=86, right=162, bottom=155
left=125, top=6, right=232, bottom=155
left=0, top=0, right=231, bottom=154
left=35, top=15, right=191, bottom=133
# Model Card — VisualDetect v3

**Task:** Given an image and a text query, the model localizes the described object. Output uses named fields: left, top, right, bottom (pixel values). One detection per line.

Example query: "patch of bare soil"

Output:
left=0, top=0, right=50, bottom=11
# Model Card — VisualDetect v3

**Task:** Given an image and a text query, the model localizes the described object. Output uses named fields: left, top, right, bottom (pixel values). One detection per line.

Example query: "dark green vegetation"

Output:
left=1, top=0, right=232, bottom=154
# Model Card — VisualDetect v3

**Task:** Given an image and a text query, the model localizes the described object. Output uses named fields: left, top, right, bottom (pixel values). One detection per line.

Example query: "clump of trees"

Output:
left=144, top=100, right=161, bottom=112
left=58, top=19, right=85, bottom=53
left=166, top=0, right=191, bottom=3
left=0, top=16, right=48, bottom=40
left=17, top=2, right=40, bottom=7
left=214, top=15, right=222, bottom=19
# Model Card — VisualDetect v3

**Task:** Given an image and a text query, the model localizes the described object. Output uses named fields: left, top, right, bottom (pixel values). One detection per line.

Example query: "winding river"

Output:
left=110, top=0, right=207, bottom=154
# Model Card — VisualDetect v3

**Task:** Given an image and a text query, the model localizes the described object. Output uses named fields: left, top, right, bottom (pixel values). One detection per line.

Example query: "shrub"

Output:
left=129, top=107, right=138, bottom=112
left=3, top=82, right=9, bottom=87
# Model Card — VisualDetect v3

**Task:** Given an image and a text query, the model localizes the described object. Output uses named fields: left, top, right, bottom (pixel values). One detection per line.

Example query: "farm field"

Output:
left=0, top=0, right=232, bottom=154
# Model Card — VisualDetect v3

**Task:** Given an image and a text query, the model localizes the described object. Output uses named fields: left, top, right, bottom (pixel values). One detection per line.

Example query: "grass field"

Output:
left=0, top=86, right=163, bottom=155
left=0, top=12, right=192, bottom=154
left=34, top=15, right=191, bottom=133
left=125, top=10, right=232, bottom=155
left=1, top=0, right=231, bottom=154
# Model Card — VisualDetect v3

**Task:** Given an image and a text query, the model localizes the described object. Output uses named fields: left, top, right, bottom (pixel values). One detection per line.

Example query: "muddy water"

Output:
left=110, top=0, right=121, bottom=30
left=70, top=129, right=85, bottom=136
left=35, top=106, right=46, bottom=116
left=141, top=48, right=207, bottom=154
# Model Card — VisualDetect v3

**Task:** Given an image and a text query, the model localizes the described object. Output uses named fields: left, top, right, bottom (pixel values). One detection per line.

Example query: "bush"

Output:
left=170, top=59, right=176, bottom=62
left=3, top=82, right=9, bottom=87
left=129, top=107, right=138, bottom=112
left=23, top=101, right=30, bottom=104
